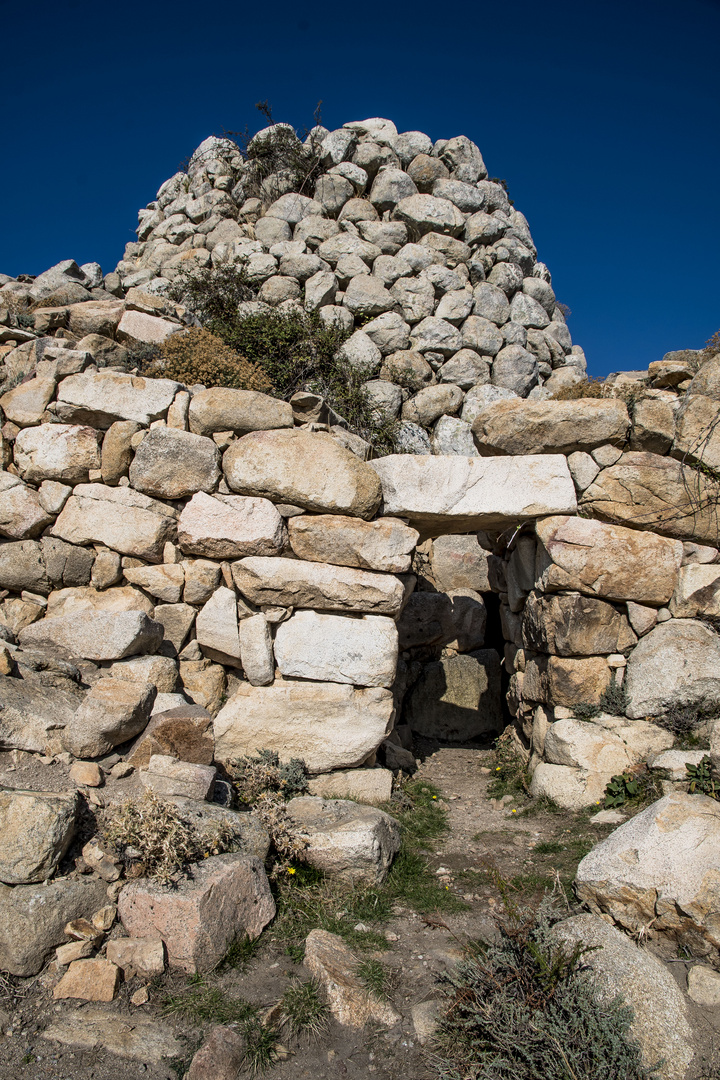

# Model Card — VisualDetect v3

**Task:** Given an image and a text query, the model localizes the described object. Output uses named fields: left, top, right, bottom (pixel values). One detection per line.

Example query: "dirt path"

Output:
left=1, top=748, right=718, bottom=1080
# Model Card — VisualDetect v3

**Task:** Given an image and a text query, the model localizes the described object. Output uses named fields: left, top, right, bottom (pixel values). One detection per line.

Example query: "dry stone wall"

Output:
left=0, top=346, right=579, bottom=782
left=1, top=114, right=720, bottom=819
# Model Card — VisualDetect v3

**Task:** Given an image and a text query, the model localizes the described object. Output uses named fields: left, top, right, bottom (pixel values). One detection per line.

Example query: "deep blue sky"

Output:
left=1, top=0, right=718, bottom=377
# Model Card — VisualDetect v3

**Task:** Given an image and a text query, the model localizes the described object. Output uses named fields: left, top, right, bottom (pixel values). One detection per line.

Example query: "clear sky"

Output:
left=1, top=0, right=718, bottom=378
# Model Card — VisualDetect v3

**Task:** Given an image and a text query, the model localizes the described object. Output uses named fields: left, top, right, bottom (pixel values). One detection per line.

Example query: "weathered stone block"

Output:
left=231, top=556, right=405, bottom=615
left=52, top=483, right=177, bottom=562
left=129, top=426, right=221, bottom=499
left=370, top=454, right=576, bottom=537
left=62, top=677, right=156, bottom=757
left=575, top=792, right=720, bottom=962
left=19, top=610, right=163, bottom=662
left=0, top=875, right=107, bottom=976
left=214, top=681, right=393, bottom=773
left=0, top=789, right=77, bottom=885
left=287, top=514, right=418, bottom=573
left=118, top=853, right=275, bottom=973
left=14, top=424, right=101, bottom=485
left=624, top=619, right=720, bottom=719
left=178, top=491, right=286, bottom=559
left=188, top=387, right=294, bottom=437
left=521, top=591, right=637, bottom=656
left=223, top=429, right=382, bottom=519
left=274, top=610, right=398, bottom=688
left=286, top=796, right=401, bottom=885
left=535, top=515, right=682, bottom=606
left=56, top=370, right=181, bottom=428
left=472, top=398, right=629, bottom=456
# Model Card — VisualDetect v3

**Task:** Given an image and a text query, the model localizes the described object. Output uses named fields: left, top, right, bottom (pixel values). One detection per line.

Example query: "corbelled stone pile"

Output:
left=2, top=115, right=588, bottom=456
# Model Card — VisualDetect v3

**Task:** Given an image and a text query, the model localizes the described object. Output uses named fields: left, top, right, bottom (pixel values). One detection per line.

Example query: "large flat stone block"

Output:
left=369, top=454, right=576, bottom=537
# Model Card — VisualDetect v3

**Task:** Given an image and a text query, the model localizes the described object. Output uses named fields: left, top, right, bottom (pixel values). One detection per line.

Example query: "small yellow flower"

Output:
left=495, top=766, right=501, bottom=771
left=287, top=867, right=296, bottom=875
left=432, top=795, right=437, bottom=800
left=511, top=809, right=516, bottom=814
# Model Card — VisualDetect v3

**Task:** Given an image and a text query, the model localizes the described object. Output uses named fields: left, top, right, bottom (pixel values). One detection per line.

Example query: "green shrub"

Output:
left=228, top=749, right=308, bottom=804
left=170, top=263, right=256, bottom=329
left=167, top=263, right=398, bottom=454
left=574, top=680, right=629, bottom=721
left=686, top=755, right=720, bottom=799
left=221, top=306, right=349, bottom=401
left=603, top=767, right=661, bottom=809
left=601, top=680, right=628, bottom=715
left=654, top=702, right=718, bottom=745
left=432, top=905, right=657, bottom=1080
left=152, top=328, right=273, bottom=391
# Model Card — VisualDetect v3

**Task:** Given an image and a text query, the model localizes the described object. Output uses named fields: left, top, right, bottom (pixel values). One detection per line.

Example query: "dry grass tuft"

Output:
left=103, top=791, right=235, bottom=886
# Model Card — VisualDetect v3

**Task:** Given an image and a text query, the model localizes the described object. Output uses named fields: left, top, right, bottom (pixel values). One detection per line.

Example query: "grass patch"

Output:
left=279, top=979, right=329, bottom=1040
left=163, top=978, right=256, bottom=1024
left=464, top=830, right=601, bottom=906
left=271, top=780, right=466, bottom=961
left=510, top=838, right=595, bottom=901
left=271, top=872, right=391, bottom=963
left=487, top=734, right=530, bottom=801
left=516, top=795, right=565, bottom=818
left=241, top=1016, right=282, bottom=1075
left=217, top=934, right=261, bottom=971
left=431, top=903, right=658, bottom=1080
left=534, top=840, right=563, bottom=855
left=163, top=978, right=280, bottom=1074
left=356, top=958, right=388, bottom=1000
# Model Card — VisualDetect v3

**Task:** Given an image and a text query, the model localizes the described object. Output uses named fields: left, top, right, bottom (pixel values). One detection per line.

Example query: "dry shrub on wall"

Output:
left=232, top=101, right=325, bottom=205
left=103, top=791, right=235, bottom=886
left=671, top=330, right=720, bottom=376
left=551, top=376, right=641, bottom=413
left=168, top=264, right=351, bottom=399
left=705, top=329, right=720, bottom=358
left=550, top=377, right=606, bottom=401
left=152, top=328, right=272, bottom=391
